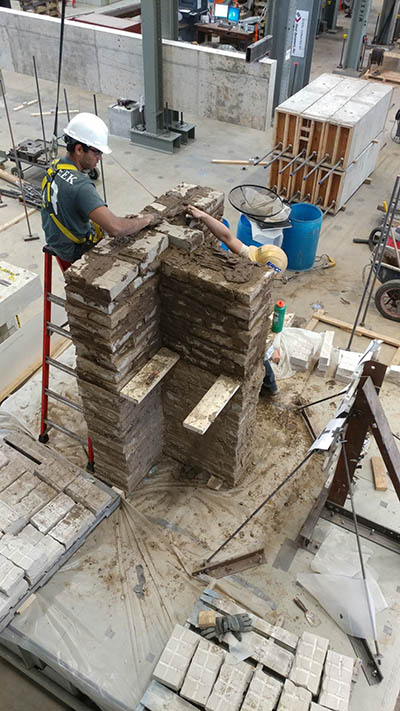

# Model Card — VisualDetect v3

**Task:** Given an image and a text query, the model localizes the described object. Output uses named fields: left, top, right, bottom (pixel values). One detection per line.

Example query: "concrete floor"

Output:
left=0, top=0, right=400, bottom=708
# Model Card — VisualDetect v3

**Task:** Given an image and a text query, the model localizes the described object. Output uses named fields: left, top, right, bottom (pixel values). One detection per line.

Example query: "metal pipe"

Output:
left=341, top=439, right=382, bottom=661
left=289, top=190, right=301, bottom=204
left=303, top=193, right=311, bottom=202
left=32, top=56, right=48, bottom=166
left=63, top=87, right=70, bottom=122
left=322, top=200, right=336, bottom=216
left=278, top=187, right=287, bottom=197
left=0, top=78, right=37, bottom=241
left=263, top=144, right=293, bottom=170
left=205, top=451, right=314, bottom=564
left=318, top=157, right=343, bottom=185
left=279, top=149, right=305, bottom=175
left=253, top=143, right=282, bottom=166
left=93, top=93, right=107, bottom=204
left=290, top=151, right=317, bottom=177
left=303, top=153, right=330, bottom=181
left=316, top=195, right=323, bottom=205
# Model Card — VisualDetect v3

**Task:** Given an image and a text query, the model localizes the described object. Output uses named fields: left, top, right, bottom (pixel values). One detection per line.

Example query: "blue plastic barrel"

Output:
left=220, top=218, right=230, bottom=251
left=236, top=214, right=262, bottom=247
left=282, top=203, right=323, bottom=271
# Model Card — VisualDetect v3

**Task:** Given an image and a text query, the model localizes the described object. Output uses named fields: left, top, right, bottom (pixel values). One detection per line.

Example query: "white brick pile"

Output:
left=241, top=669, right=282, bottom=711
left=65, top=475, right=112, bottom=515
left=319, top=650, right=354, bottom=711
left=289, top=631, right=329, bottom=695
left=49, top=504, right=95, bottom=547
left=180, top=638, right=224, bottom=706
left=0, top=533, right=47, bottom=585
left=336, top=350, right=363, bottom=383
left=0, top=500, right=25, bottom=535
left=251, top=633, right=294, bottom=677
left=277, top=679, right=312, bottom=711
left=205, top=659, right=253, bottom=711
left=31, top=492, right=75, bottom=534
left=317, top=331, right=334, bottom=373
left=0, top=553, right=25, bottom=596
left=153, top=624, right=200, bottom=691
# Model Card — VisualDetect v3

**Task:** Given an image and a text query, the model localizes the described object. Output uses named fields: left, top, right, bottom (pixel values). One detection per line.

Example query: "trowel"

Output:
left=293, top=596, right=321, bottom=627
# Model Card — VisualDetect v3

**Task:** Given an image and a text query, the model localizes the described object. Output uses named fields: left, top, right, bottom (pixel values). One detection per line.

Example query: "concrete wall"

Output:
left=0, top=8, right=276, bottom=130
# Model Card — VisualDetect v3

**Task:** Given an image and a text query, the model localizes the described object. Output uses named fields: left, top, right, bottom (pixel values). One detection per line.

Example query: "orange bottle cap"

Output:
left=276, top=300, right=285, bottom=308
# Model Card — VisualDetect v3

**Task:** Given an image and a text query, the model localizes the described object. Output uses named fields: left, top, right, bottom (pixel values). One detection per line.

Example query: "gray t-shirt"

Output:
left=41, top=157, right=105, bottom=262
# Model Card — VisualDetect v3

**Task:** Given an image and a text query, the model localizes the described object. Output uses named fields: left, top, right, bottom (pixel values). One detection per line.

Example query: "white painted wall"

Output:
left=0, top=8, right=276, bottom=131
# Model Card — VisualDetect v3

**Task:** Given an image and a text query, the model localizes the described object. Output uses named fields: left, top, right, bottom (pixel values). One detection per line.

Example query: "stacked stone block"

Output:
left=65, top=184, right=274, bottom=491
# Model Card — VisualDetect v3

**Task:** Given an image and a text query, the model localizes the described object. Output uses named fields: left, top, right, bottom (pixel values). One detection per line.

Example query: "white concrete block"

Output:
left=241, top=669, right=283, bottom=711
left=65, top=475, right=112, bottom=515
left=180, top=638, right=225, bottom=706
left=31, top=492, right=75, bottom=534
left=156, top=222, right=204, bottom=253
left=18, top=524, right=44, bottom=546
left=0, top=553, right=25, bottom=597
left=49, top=504, right=95, bottom=548
left=14, top=481, right=57, bottom=519
left=35, top=462, right=78, bottom=492
left=318, top=331, right=334, bottom=372
left=289, top=631, right=329, bottom=695
left=0, top=533, right=47, bottom=584
left=250, top=632, right=294, bottom=677
left=0, top=451, right=9, bottom=470
left=0, top=577, right=29, bottom=621
left=336, top=350, right=363, bottom=383
left=386, top=365, right=400, bottom=384
left=206, top=659, right=253, bottom=711
left=0, top=471, right=38, bottom=507
left=311, top=704, right=328, bottom=710
left=277, top=679, right=312, bottom=711
left=319, top=650, right=354, bottom=711
left=291, top=342, right=313, bottom=370
left=153, top=624, right=200, bottom=692
left=0, top=500, right=26, bottom=535
left=124, top=232, right=169, bottom=266
left=36, top=535, right=65, bottom=571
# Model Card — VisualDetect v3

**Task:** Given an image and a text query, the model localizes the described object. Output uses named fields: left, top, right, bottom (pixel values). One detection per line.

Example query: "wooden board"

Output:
left=120, top=348, right=180, bottom=404
left=371, top=456, right=387, bottom=491
left=310, top=312, right=400, bottom=349
left=365, top=70, right=400, bottom=85
left=390, top=348, right=400, bottom=366
left=183, top=375, right=241, bottom=435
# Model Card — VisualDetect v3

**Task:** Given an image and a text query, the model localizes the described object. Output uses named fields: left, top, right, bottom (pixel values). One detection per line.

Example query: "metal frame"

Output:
left=343, top=0, right=373, bottom=70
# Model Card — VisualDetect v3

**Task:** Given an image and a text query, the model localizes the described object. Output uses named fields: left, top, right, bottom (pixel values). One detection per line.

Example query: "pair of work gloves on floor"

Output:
left=201, top=613, right=252, bottom=642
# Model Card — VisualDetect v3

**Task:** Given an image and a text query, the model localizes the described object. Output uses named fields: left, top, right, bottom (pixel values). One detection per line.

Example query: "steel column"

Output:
left=141, top=0, right=164, bottom=135
left=374, top=0, right=400, bottom=44
left=161, top=0, right=178, bottom=40
left=267, top=0, right=297, bottom=108
left=290, top=0, right=323, bottom=94
left=343, top=0, right=372, bottom=69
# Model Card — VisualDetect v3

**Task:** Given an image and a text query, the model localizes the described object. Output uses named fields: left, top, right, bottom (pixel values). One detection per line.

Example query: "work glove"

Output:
left=200, top=613, right=252, bottom=642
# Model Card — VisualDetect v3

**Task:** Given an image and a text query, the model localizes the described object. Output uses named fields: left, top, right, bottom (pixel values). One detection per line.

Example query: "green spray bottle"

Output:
left=271, top=299, right=286, bottom=333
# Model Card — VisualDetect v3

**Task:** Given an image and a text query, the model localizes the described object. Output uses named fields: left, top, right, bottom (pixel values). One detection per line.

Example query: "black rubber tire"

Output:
left=368, top=227, right=381, bottom=251
left=88, top=167, right=99, bottom=180
left=11, top=166, right=23, bottom=179
left=375, top=279, right=400, bottom=321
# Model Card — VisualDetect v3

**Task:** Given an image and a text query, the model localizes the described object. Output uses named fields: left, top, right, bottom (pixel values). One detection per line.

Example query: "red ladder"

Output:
left=39, top=246, right=94, bottom=471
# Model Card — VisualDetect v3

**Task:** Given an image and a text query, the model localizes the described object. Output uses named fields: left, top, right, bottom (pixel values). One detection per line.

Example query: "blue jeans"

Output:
left=263, top=359, right=278, bottom=394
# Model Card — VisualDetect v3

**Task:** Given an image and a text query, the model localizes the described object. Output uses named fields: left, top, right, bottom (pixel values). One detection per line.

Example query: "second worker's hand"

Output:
left=187, top=205, right=204, bottom=220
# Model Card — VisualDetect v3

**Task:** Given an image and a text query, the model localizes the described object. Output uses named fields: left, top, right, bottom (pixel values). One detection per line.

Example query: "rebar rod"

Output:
left=290, top=151, right=317, bottom=177
left=32, top=56, right=48, bottom=166
left=303, top=154, right=330, bottom=181
left=318, top=157, right=343, bottom=185
left=279, top=149, right=305, bottom=174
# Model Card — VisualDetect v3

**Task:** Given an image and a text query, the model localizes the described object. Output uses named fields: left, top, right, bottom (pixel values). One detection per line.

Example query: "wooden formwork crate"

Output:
left=274, top=110, right=299, bottom=154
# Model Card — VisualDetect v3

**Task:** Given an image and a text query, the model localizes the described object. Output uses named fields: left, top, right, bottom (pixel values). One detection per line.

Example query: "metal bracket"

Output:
left=192, top=547, right=266, bottom=579
left=348, top=636, right=384, bottom=685
left=321, top=502, right=400, bottom=555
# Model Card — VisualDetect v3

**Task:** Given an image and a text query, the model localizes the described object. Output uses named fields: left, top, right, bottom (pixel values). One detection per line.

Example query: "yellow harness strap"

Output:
left=42, top=160, right=103, bottom=245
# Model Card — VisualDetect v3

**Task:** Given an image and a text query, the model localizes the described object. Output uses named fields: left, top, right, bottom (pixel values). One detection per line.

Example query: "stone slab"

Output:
left=289, top=631, right=329, bottom=695
left=35, top=462, right=79, bottom=492
left=0, top=471, right=38, bottom=507
left=153, top=624, right=200, bottom=692
left=121, top=347, right=180, bottom=405
left=0, top=451, right=9, bottom=470
left=251, top=633, right=294, bottom=677
left=318, top=650, right=354, bottom=711
left=183, top=375, right=241, bottom=435
left=14, top=481, right=57, bottom=519
left=0, top=500, right=26, bottom=535
left=277, top=679, right=312, bottom=711
left=37, top=535, right=65, bottom=571
left=64, top=475, right=113, bottom=516
left=141, top=680, right=199, bottom=711
left=205, top=659, right=253, bottom=711
left=0, top=577, right=29, bottom=621
left=180, top=638, right=225, bottom=706
left=49, top=504, right=96, bottom=548
left=31, top=492, right=76, bottom=534
left=18, top=523, right=44, bottom=546
left=241, top=669, right=283, bottom=711
left=0, top=533, right=47, bottom=585
left=0, top=553, right=25, bottom=597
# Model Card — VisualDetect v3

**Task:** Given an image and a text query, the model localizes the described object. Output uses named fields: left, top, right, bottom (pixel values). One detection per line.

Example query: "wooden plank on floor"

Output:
left=371, top=456, right=387, bottom=491
left=305, top=309, right=325, bottom=331
left=141, top=680, right=198, bottom=711
left=312, top=312, right=400, bottom=348
left=120, top=348, right=180, bottom=404
left=183, top=375, right=241, bottom=435
left=390, top=348, right=400, bottom=366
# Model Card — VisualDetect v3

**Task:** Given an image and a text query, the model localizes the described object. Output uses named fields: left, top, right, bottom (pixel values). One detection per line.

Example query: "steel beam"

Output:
left=161, top=0, right=178, bottom=40
left=374, top=0, right=400, bottom=44
left=290, top=0, right=323, bottom=95
left=343, top=0, right=372, bottom=69
left=267, top=0, right=297, bottom=108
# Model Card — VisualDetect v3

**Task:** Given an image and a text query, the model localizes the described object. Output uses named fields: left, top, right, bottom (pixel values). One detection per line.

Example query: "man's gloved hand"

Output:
left=200, top=613, right=252, bottom=642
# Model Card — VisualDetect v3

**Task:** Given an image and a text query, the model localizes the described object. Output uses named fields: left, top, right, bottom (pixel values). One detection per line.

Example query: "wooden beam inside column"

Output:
left=183, top=375, right=241, bottom=435
left=120, top=348, right=179, bottom=404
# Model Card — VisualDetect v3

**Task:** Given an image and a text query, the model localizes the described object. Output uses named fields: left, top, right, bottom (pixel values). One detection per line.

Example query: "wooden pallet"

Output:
left=364, top=69, right=400, bottom=86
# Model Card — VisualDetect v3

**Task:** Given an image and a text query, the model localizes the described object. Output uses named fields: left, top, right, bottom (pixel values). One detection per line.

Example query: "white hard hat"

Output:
left=64, top=112, right=112, bottom=154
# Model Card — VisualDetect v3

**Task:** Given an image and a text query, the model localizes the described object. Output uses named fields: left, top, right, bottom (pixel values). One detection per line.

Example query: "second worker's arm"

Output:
left=187, top=205, right=246, bottom=255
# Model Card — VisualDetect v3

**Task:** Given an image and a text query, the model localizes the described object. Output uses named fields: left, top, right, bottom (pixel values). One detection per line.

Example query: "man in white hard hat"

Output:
left=41, top=112, right=157, bottom=270
left=187, top=205, right=287, bottom=396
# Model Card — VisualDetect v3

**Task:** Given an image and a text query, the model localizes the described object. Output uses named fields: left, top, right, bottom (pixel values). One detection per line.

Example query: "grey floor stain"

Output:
left=28, top=263, right=38, bottom=270
left=0, top=253, right=9, bottom=258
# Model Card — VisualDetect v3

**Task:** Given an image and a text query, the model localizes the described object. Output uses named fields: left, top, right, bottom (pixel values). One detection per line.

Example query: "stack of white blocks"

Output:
left=336, top=350, right=363, bottom=383
left=317, top=331, right=334, bottom=374
left=151, top=623, right=355, bottom=711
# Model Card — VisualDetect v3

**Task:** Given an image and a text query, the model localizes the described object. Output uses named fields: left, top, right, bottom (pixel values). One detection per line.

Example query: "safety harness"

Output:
left=42, top=159, right=103, bottom=245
